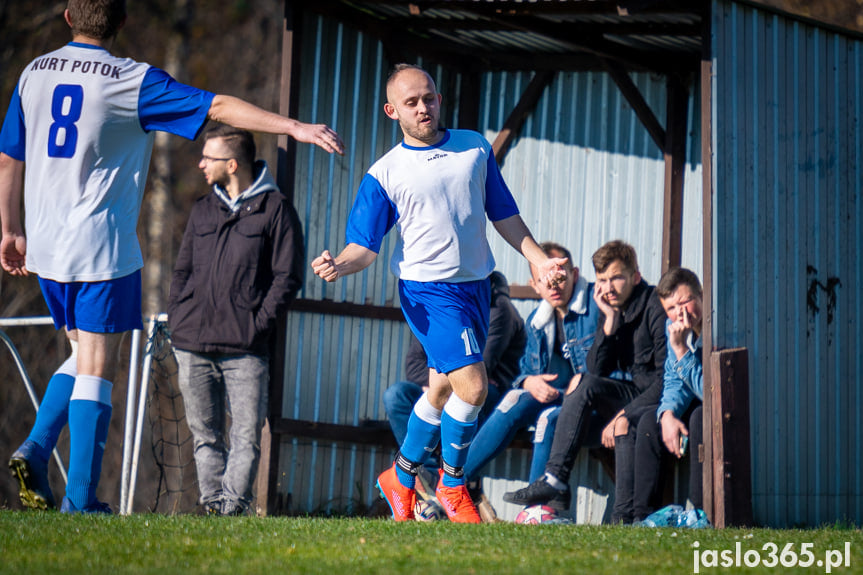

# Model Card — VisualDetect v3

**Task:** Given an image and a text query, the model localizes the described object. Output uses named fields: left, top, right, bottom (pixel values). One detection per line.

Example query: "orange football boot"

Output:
left=435, top=469, right=480, bottom=523
left=376, top=464, right=416, bottom=521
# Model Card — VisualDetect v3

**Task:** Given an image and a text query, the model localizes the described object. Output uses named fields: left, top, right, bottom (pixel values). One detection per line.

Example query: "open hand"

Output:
left=0, top=234, right=27, bottom=276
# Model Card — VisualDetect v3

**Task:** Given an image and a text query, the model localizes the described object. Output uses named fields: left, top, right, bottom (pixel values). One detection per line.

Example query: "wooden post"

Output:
left=256, top=0, right=304, bottom=517
left=699, top=0, right=715, bottom=526
left=661, top=75, right=688, bottom=274
left=708, top=348, right=754, bottom=528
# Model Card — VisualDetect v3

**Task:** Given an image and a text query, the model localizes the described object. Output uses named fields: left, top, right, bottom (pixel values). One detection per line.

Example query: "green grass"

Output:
left=0, top=511, right=861, bottom=574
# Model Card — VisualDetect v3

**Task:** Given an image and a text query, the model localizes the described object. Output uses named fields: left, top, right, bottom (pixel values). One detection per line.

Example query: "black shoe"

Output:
left=503, top=477, right=571, bottom=512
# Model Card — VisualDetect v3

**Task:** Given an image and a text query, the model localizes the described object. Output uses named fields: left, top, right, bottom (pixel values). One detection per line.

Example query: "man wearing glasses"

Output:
left=167, top=125, right=304, bottom=516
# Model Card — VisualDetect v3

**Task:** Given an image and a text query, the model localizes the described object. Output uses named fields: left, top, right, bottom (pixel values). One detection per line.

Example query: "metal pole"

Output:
left=120, top=328, right=142, bottom=515
left=126, top=316, right=161, bottom=514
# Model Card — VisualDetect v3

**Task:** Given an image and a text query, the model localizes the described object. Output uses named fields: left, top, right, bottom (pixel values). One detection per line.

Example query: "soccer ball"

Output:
left=514, top=505, right=558, bottom=524
left=415, top=500, right=444, bottom=521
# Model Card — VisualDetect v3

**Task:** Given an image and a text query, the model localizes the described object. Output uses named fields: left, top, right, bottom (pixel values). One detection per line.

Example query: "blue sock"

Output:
left=66, top=376, right=112, bottom=509
left=26, top=357, right=77, bottom=461
left=440, top=394, right=481, bottom=488
left=396, top=393, right=441, bottom=488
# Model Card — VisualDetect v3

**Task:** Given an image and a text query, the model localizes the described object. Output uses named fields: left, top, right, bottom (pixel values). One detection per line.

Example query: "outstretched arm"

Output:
left=208, top=95, right=345, bottom=155
left=0, top=153, right=27, bottom=276
left=492, top=214, right=566, bottom=287
left=311, top=243, right=377, bottom=282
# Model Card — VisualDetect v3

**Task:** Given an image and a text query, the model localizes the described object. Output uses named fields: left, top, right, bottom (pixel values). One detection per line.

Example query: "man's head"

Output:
left=530, top=242, right=578, bottom=315
left=592, top=240, right=641, bottom=310
left=657, top=267, right=703, bottom=334
left=199, top=125, right=256, bottom=187
left=66, top=0, right=126, bottom=40
left=383, top=64, right=443, bottom=147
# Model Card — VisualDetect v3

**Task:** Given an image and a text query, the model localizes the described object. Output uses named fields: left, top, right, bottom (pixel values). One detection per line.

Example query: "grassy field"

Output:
left=0, top=511, right=861, bottom=575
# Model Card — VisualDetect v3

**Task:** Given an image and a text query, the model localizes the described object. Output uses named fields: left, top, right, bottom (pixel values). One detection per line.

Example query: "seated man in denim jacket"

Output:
left=463, top=242, right=599, bottom=484
left=627, top=267, right=704, bottom=521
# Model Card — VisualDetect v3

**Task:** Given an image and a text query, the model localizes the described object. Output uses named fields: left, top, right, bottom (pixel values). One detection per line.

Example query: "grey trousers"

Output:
left=174, top=349, right=269, bottom=511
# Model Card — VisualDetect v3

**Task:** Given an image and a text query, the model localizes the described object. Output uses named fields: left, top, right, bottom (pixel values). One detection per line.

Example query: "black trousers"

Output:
left=544, top=373, right=640, bottom=483
left=614, top=402, right=703, bottom=523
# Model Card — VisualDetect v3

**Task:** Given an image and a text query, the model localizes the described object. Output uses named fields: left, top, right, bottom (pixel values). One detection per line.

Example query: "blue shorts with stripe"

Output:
left=38, top=270, right=143, bottom=333
left=398, top=277, right=490, bottom=375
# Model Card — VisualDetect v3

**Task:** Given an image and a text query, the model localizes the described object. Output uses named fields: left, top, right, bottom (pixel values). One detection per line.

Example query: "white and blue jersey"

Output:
left=0, top=42, right=214, bottom=282
left=345, top=129, right=519, bottom=283
left=346, top=129, right=519, bottom=373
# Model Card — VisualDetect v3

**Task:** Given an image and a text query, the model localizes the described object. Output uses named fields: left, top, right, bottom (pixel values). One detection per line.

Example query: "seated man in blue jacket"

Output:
left=168, top=125, right=304, bottom=516
left=463, top=242, right=599, bottom=484
left=628, top=267, right=704, bottom=521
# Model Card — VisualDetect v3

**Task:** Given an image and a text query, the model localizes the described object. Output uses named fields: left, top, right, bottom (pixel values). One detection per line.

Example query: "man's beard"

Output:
left=402, top=117, right=441, bottom=144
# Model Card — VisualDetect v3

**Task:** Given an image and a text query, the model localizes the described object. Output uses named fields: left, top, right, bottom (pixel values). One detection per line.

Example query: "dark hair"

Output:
left=203, top=125, right=256, bottom=169
left=656, top=267, right=702, bottom=299
left=592, top=240, right=638, bottom=274
left=67, top=0, right=126, bottom=40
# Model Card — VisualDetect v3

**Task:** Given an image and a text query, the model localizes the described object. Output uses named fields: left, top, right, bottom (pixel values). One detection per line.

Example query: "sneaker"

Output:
left=502, top=476, right=571, bottom=512
left=434, top=469, right=480, bottom=524
left=8, top=441, right=55, bottom=510
left=60, top=496, right=112, bottom=515
left=414, top=465, right=439, bottom=503
left=376, top=464, right=415, bottom=521
left=203, top=500, right=221, bottom=516
left=220, top=500, right=245, bottom=516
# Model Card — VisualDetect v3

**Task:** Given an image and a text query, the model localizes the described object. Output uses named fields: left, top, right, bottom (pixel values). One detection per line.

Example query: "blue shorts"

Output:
left=399, top=278, right=490, bottom=374
left=38, top=270, right=143, bottom=333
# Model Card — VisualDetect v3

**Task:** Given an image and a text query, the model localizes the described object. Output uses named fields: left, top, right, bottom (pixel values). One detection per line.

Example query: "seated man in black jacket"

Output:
left=168, top=125, right=305, bottom=516
left=503, top=240, right=666, bottom=515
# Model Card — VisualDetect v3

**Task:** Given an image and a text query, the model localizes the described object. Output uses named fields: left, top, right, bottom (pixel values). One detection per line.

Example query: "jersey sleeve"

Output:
left=484, top=150, right=519, bottom=221
left=138, top=67, right=214, bottom=140
left=0, top=84, right=26, bottom=161
left=345, top=173, right=398, bottom=253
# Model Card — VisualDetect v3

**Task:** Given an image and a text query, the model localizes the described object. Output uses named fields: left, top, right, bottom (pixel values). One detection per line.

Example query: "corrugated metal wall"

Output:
left=711, top=0, right=863, bottom=527
left=277, top=12, right=703, bottom=516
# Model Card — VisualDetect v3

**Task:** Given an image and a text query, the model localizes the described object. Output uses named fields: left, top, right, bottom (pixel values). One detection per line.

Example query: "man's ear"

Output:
left=384, top=102, right=398, bottom=120
left=64, top=9, right=73, bottom=28
left=571, top=266, right=579, bottom=283
left=528, top=277, right=541, bottom=297
left=633, top=270, right=642, bottom=284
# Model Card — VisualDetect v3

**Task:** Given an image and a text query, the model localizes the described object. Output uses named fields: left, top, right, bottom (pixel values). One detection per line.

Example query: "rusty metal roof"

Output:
left=297, top=0, right=704, bottom=74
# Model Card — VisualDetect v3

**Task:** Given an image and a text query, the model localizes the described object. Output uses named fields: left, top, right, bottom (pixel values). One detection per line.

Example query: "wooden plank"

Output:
left=661, top=75, right=689, bottom=273
left=491, top=70, right=555, bottom=164
left=709, top=348, right=754, bottom=528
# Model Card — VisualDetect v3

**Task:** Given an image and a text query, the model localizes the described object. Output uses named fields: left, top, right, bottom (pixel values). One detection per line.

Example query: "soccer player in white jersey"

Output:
left=311, top=64, right=564, bottom=522
left=0, top=0, right=343, bottom=514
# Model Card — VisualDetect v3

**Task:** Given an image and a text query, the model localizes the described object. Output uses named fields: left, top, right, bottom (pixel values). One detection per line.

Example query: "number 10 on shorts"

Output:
left=460, top=328, right=480, bottom=356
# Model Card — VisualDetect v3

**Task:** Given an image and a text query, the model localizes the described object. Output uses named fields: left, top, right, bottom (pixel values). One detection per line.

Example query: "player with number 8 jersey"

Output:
left=2, top=43, right=210, bottom=282
left=0, top=0, right=343, bottom=515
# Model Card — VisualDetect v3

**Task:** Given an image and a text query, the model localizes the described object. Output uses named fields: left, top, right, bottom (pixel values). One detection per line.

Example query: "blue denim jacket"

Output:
left=656, top=318, right=703, bottom=420
left=512, top=276, right=599, bottom=390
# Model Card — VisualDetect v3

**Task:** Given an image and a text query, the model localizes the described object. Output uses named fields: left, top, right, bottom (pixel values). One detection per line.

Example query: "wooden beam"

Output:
left=258, top=0, right=304, bottom=517
left=708, top=348, right=754, bottom=528
left=491, top=70, right=555, bottom=164
left=601, top=57, right=666, bottom=151
left=699, top=1, right=715, bottom=526
left=661, top=75, right=688, bottom=273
